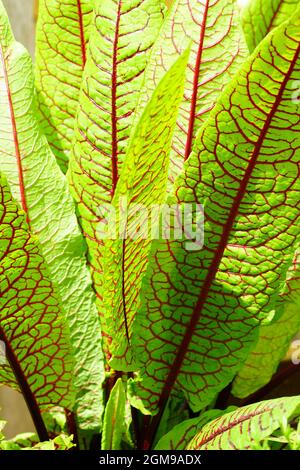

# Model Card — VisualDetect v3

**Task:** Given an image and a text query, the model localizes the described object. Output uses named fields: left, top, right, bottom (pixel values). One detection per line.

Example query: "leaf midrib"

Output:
left=0, top=325, right=48, bottom=441
left=184, top=0, right=209, bottom=160
left=111, top=0, right=122, bottom=196
left=0, top=43, right=29, bottom=227
left=193, top=407, right=271, bottom=448
left=157, top=40, right=300, bottom=411
left=76, top=0, right=87, bottom=67
left=267, top=0, right=284, bottom=34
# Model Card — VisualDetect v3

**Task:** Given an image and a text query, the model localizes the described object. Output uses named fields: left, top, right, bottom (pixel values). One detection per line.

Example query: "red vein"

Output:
left=194, top=408, right=268, bottom=448
left=0, top=44, right=30, bottom=227
left=122, top=237, right=130, bottom=341
left=111, top=1, right=122, bottom=195
left=267, top=0, right=284, bottom=34
left=184, top=0, right=209, bottom=160
left=0, top=327, right=49, bottom=442
left=144, top=40, right=300, bottom=450
left=76, top=0, right=87, bottom=66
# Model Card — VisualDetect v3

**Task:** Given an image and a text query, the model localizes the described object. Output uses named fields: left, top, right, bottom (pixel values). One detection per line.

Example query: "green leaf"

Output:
left=35, top=0, right=95, bottom=172
left=101, top=378, right=126, bottom=450
left=242, top=0, right=300, bottom=52
left=103, top=50, right=190, bottom=370
left=153, top=393, right=190, bottom=447
left=68, top=0, right=166, bottom=360
left=133, top=10, right=300, bottom=416
left=42, top=407, right=67, bottom=434
left=0, top=2, right=104, bottom=433
left=8, top=433, right=39, bottom=449
left=186, top=397, right=300, bottom=449
left=232, top=252, right=300, bottom=398
left=155, top=408, right=228, bottom=450
left=134, top=0, right=247, bottom=184
left=0, top=173, right=73, bottom=410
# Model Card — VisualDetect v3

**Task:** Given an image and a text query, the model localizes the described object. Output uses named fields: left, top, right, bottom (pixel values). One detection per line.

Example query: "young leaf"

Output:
left=133, top=10, right=300, bottom=425
left=0, top=173, right=73, bottom=430
left=232, top=252, right=300, bottom=398
left=155, top=409, right=228, bottom=450
left=0, top=2, right=104, bottom=433
left=134, top=0, right=247, bottom=183
left=242, top=0, right=300, bottom=52
left=67, top=0, right=165, bottom=360
left=186, top=397, right=300, bottom=449
left=101, top=378, right=126, bottom=450
left=103, top=50, right=189, bottom=370
left=35, top=0, right=95, bottom=172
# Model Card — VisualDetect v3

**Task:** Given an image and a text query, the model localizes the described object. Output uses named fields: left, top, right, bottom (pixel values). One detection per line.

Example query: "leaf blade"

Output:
left=155, top=409, right=228, bottom=450
left=187, top=397, right=300, bottom=449
left=232, top=252, right=300, bottom=398
left=0, top=2, right=104, bottom=432
left=0, top=173, right=73, bottom=411
left=134, top=0, right=247, bottom=183
left=68, top=0, right=166, bottom=360
left=35, top=0, right=95, bottom=172
left=242, top=0, right=300, bottom=52
left=103, top=50, right=190, bottom=370
left=101, top=378, right=126, bottom=450
left=133, top=10, right=300, bottom=418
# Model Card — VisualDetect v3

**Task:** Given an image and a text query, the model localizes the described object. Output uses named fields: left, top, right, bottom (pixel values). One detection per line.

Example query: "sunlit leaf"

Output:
left=35, top=0, right=95, bottom=172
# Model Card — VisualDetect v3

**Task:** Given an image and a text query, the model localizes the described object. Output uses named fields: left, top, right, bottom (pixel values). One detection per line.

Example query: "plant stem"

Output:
left=215, top=381, right=233, bottom=409
left=65, top=410, right=79, bottom=450
left=0, top=331, right=49, bottom=442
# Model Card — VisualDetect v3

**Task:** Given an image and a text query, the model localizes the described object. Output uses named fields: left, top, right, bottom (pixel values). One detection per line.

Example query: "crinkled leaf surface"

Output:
left=186, top=397, right=300, bottom=449
left=133, top=12, right=300, bottom=416
left=0, top=173, right=73, bottom=409
left=35, top=0, right=95, bottom=172
left=233, top=252, right=300, bottom=398
left=242, top=0, right=300, bottom=52
left=0, top=2, right=104, bottom=431
left=68, top=0, right=166, bottom=359
left=103, top=51, right=189, bottom=370
left=134, top=0, right=247, bottom=183
left=101, top=378, right=126, bottom=450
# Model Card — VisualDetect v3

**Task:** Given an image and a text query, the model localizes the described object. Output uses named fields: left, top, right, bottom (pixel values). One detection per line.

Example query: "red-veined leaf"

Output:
left=242, top=0, right=300, bottom=52
left=134, top=0, right=247, bottom=184
left=35, top=0, right=95, bottom=172
left=233, top=251, right=300, bottom=398
left=132, top=10, right=300, bottom=435
left=68, top=0, right=166, bottom=361
left=0, top=3, right=104, bottom=432
left=186, top=397, right=300, bottom=449
left=0, top=173, right=73, bottom=431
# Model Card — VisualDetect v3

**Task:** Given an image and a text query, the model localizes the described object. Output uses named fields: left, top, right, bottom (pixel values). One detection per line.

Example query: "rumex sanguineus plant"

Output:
left=0, top=0, right=299, bottom=451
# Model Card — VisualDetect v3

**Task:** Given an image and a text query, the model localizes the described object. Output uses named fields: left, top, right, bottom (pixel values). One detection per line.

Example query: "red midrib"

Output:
left=111, top=1, right=122, bottom=195
left=0, top=44, right=29, bottom=226
left=111, top=2, right=127, bottom=344
left=157, top=42, right=300, bottom=411
left=0, top=326, right=48, bottom=441
left=184, top=0, right=209, bottom=160
left=194, top=408, right=268, bottom=448
left=76, top=0, right=87, bottom=66
left=122, top=237, right=130, bottom=341
left=267, top=0, right=283, bottom=33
